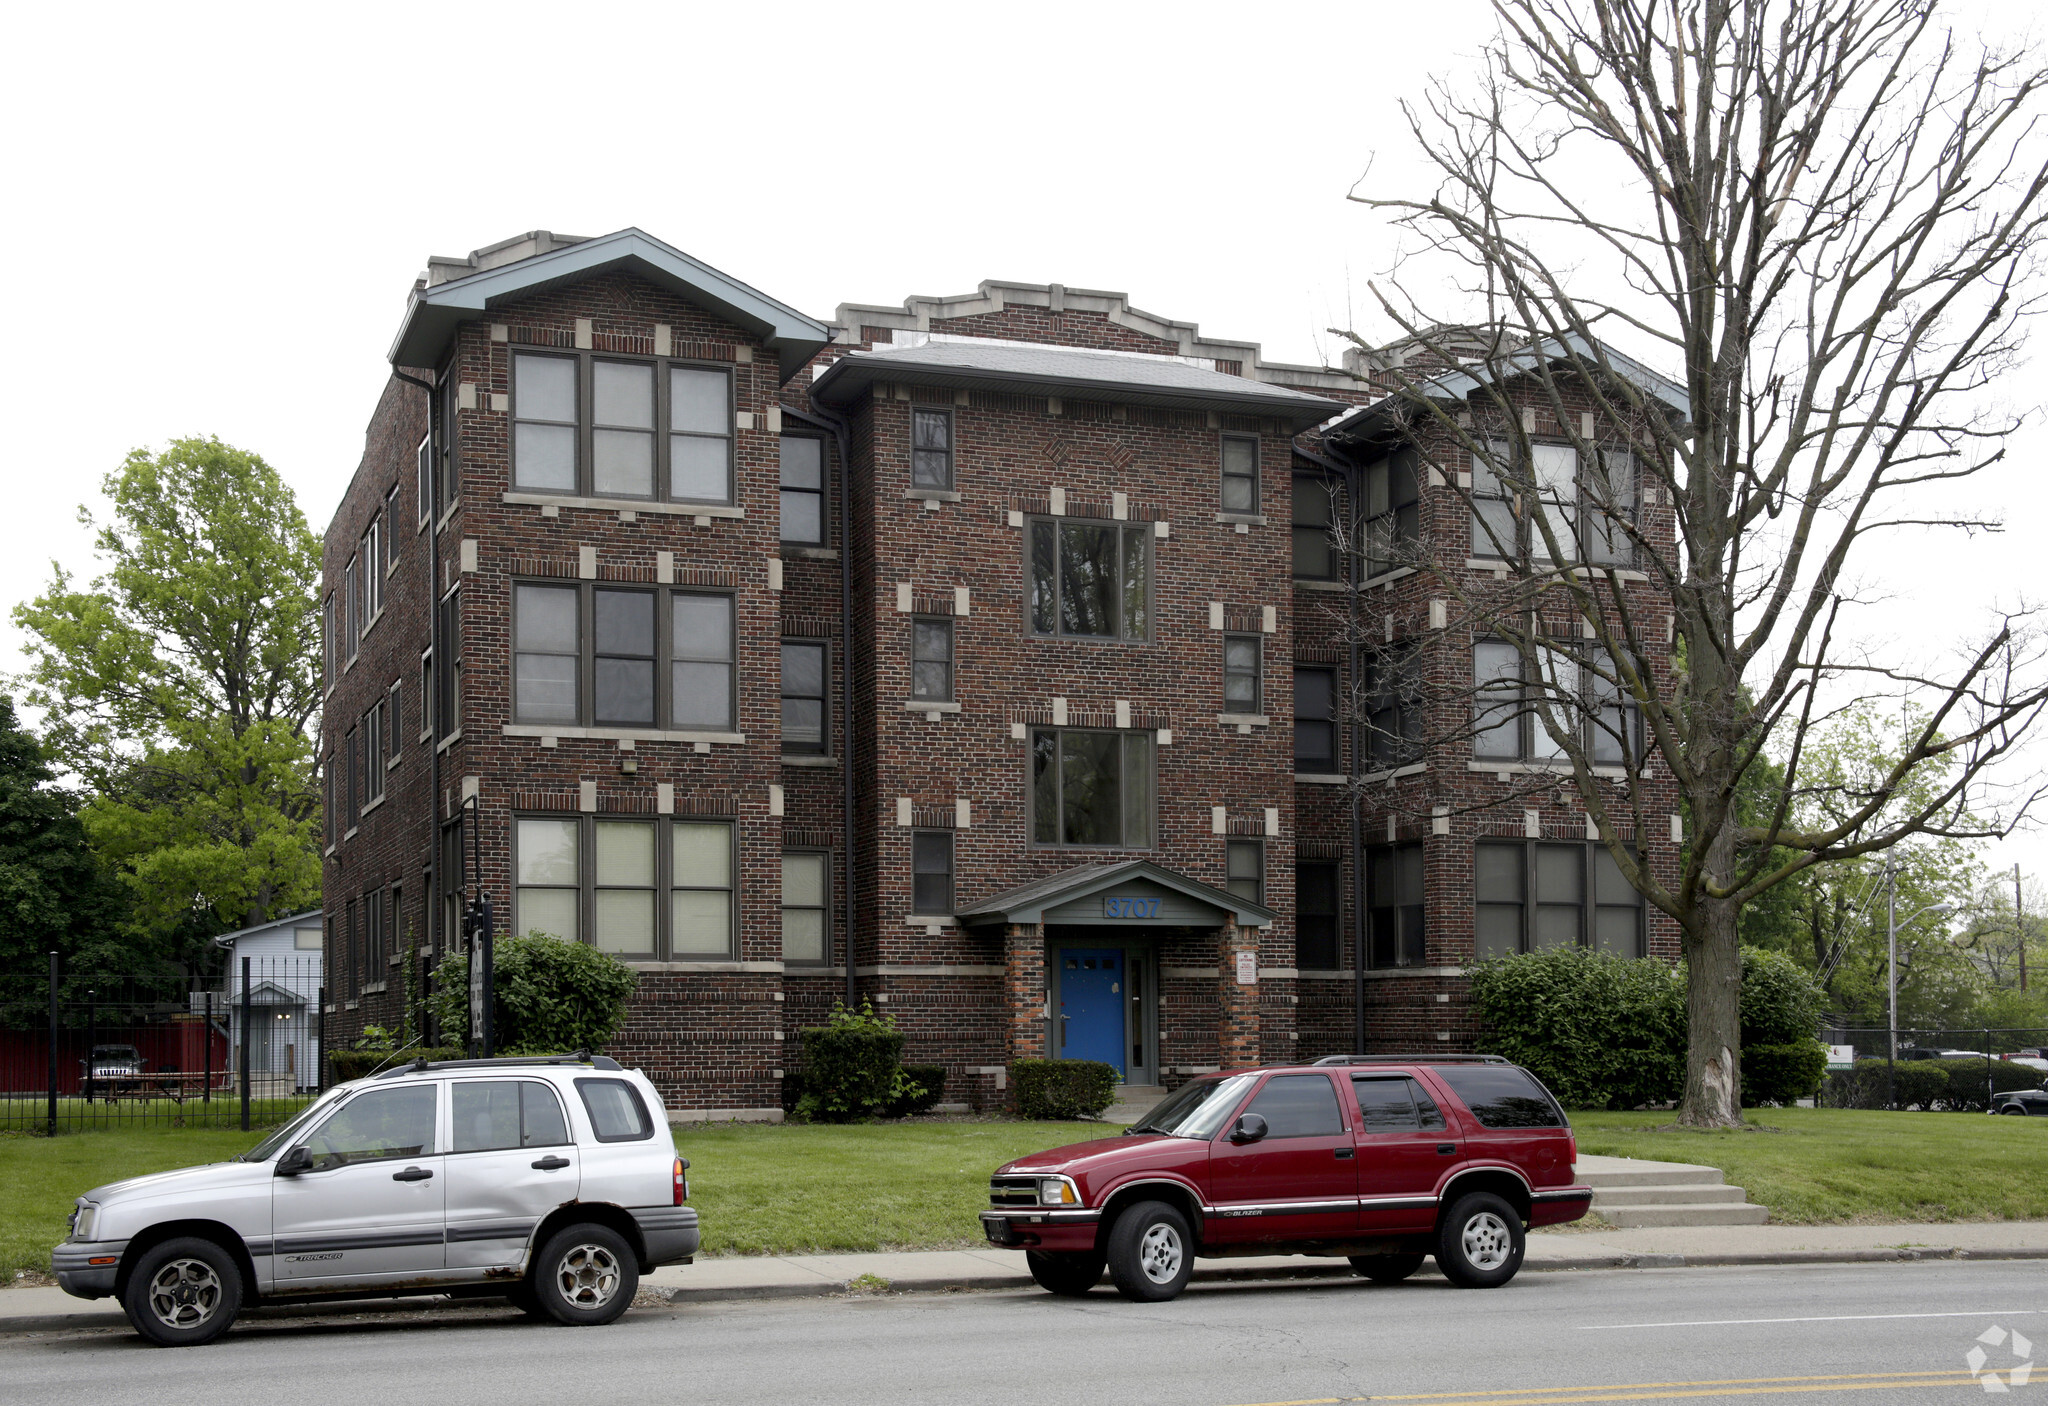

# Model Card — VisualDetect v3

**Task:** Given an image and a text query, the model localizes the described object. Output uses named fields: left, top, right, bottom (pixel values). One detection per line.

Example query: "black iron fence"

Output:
left=1818, top=1026, right=2048, bottom=1111
left=0, top=955, right=325, bottom=1133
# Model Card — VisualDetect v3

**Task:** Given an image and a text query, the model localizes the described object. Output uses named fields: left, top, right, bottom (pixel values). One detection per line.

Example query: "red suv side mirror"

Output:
left=1230, top=1113, right=1268, bottom=1144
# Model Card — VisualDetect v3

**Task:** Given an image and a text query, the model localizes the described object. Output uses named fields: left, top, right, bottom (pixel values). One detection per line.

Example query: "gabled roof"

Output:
left=212, top=909, right=323, bottom=949
left=954, top=859, right=1275, bottom=930
left=1324, top=331, right=1690, bottom=446
left=389, top=228, right=831, bottom=382
left=811, top=339, right=1343, bottom=430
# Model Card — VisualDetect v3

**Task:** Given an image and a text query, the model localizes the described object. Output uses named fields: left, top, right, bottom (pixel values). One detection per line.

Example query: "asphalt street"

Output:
left=3, top=1260, right=2041, bottom=1406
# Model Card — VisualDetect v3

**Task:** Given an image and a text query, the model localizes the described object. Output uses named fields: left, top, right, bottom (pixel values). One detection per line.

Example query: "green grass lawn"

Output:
left=5, top=1108, right=2043, bottom=1281
left=1570, top=1106, right=2048, bottom=1224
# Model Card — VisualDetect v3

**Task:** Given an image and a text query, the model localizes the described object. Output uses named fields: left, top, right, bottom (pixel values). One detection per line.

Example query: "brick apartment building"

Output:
left=320, top=227, right=1681, bottom=1117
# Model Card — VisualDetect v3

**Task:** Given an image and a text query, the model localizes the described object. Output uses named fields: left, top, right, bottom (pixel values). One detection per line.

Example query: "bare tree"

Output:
left=1335, top=0, right=2048, bottom=1125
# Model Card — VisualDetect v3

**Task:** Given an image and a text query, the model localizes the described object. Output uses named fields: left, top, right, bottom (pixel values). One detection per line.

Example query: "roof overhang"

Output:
left=212, top=909, right=324, bottom=949
left=955, top=859, right=1275, bottom=931
left=388, top=228, right=831, bottom=382
left=1323, top=332, right=1691, bottom=450
left=812, top=350, right=1342, bottom=431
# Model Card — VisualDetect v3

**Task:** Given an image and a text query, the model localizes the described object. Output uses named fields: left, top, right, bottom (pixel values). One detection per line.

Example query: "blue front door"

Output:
left=1057, top=949, right=1125, bottom=1074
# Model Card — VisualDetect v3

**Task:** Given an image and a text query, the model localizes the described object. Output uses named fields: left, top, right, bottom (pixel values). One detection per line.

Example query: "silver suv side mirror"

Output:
left=275, top=1146, right=312, bottom=1178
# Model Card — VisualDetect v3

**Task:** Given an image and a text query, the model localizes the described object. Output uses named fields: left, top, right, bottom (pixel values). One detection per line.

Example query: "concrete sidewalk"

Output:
left=6, top=1220, right=2048, bottom=1336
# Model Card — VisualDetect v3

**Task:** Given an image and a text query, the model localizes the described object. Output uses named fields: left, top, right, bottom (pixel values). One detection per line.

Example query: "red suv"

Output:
left=982, top=1055, right=1588, bottom=1302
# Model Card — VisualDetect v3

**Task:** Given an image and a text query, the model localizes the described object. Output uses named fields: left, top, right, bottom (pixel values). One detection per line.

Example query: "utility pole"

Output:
left=1886, top=859, right=1898, bottom=1113
left=2017, top=865, right=2028, bottom=995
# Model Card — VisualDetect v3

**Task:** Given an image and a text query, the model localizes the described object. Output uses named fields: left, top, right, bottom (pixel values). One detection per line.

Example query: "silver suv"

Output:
left=52, top=1054, right=698, bottom=1346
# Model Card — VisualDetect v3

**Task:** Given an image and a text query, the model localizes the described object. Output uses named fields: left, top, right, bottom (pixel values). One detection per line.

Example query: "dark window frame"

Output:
left=511, top=812, right=739, bottom=962
left=385, top=484, right=401, bottom=571
left=1471, top=438, right=1639, bottom=568
left=1025, top=516, right=1153, bottom=643
left=1028, top=727, right=1156, bottom=850
left=510, top=580, right=738, bottom=734
left=1367, top=841, right=1426, bottom=969
left=1363, top=449, right=1420, bottom=579
left=910, top=407, right=954, bottom=490
left=436, top=584, right=462, bottom=739
left=1293, top=665, right=1339, bottom=774
left=321, top=593, right=335, bottom=693
left=780, top=638, right=830, bottom=756
left=387, top=679, right=403, bottom=762
left=344, top=556, right=360, bottom=660
left=1225, top=837, right=1264, bottom=908
left=574, top=1077, right=656, bottom=1143
left=436, top=369, right=461, bottom=520
left=361, top=700, right=385, bottom=806
left=510, top=349, right=737, bottom=506
left=1295, top=861, right=1342, bottom=970
left=780, top=848, right=833, bottom=966
left=1223, top=632, right=1263, bottom=715
left=416, top=434, right=433, bottom=531
left=779, top=434, right=827, bottom=545
left=1221, top=434, right=1260, bottom=514
left=361, top=519, right=383, bottom=625
left=911, top=830, right=954, bottom=915
left=910, top=616, right=954, bottom=703
left=1473, top=637, right=1644, bottom=765
left=1474, top=838, right=1646, bottom=958
left=1292, top=473, right=1341, bottom=582
left=1364, top=641, right=1423, bottom=769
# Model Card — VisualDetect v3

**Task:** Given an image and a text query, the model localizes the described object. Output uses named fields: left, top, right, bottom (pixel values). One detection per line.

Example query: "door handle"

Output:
left=532, top=1155, right=571, bottom=1171
left=392, top=1166, right=434, bottom=1182
left=1437, top=1144, right=1456, bottom=1156
left=1334, top=1148, right=1355, bottom=1160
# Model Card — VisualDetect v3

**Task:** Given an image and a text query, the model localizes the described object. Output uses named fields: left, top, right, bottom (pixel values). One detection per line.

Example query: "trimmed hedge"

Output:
left=1469, top=947, right=1685, bottom=1109
left=1823, top=1058, right=1949, bottom=1109
left=1011, top=1059, right=1119, bottom=1120
left=1741, top=1041, right=1829, bottom=1106
left=888, top=1064, right=948, bottom=1117
left=329, top=1047, right=464, bottom=1084
left=796, top=1002, right=907, bottom=1122
left=1930, top=1057, right=2041, bottom=1112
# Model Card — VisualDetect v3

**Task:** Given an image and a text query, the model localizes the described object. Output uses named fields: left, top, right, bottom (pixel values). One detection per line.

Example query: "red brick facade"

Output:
left=320, top=232, right=1681, bottom=1117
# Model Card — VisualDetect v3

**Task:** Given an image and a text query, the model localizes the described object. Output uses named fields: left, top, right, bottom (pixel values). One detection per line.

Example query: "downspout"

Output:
left=782, top=402, right=858, bottom=1010
left=1347, top=461, right=1366, bottom=1057
left=391, top=368, right=441, bottom=1022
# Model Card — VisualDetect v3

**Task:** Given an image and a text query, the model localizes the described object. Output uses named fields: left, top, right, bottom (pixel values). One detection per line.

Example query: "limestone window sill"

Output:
left=1294, top=578, right=1350, bottom=592
left=901, top=700, right=961, bottom=714
left=1293, top=773, right=1348, bottom=785
left=787, top=546, right=840, bottom=560
left=1214, top=512, right=1267, bottom=526
left=1217, top=713, right=1270, bottom=727
left=902, top=488, right=961, bottom=503
left=781, top=754, right=837, bottom=767
left=623, top=960, right=784, bottom=973
left=1467, top=759, right=1626, bottom=780
left=503, top=724, right=746, bottom=746
left=502, top=491, right=744, bottom=520
left=1361, top=762, right=1428, bottom=783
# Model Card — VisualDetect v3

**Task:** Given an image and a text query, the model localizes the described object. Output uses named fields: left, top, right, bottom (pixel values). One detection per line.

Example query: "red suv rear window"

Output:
left=1430, top=1065, right=1566, bottom=1128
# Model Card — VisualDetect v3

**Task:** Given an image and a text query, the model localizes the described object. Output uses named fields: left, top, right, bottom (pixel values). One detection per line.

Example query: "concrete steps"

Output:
left=1576, top=1154, right=1769, bottom=1227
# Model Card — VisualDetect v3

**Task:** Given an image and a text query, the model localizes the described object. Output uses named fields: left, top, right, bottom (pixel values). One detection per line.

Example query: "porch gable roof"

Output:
left=954, top=859, right=1274, bottom=930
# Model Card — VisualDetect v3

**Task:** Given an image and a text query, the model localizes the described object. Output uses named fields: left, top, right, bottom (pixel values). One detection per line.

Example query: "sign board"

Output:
left=1235, top=951, right=1258, bottom=986
left=1826, top=1044, right=1857, bottom=1071
left=468, top=942, right=487, bottom=1041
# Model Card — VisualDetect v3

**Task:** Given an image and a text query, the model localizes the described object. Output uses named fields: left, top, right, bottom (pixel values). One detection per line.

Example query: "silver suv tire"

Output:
left=121, top=1236, right=243, bottom=1347
left=533, top=1223, right=640, bottom=1325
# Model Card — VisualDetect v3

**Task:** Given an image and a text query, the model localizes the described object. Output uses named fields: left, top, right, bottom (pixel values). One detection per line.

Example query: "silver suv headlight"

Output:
left=71, top=1202, right=98, bottom=1242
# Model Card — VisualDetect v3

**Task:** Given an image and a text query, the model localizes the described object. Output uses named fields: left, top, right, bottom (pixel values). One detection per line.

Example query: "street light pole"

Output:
left=1887, top=861, right=1898, bottom=1113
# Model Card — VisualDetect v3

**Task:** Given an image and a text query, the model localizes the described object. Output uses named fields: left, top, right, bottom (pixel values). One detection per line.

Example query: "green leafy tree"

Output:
left=0, top=695, right=130, bottom=1005
left=430, top=933, right=640, bottom=1053
left=13, top=438, right=321, bottom=968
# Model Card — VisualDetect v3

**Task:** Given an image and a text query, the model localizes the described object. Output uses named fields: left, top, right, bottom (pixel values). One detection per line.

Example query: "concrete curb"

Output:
left=9, top=1247, right=2047, bottom=1335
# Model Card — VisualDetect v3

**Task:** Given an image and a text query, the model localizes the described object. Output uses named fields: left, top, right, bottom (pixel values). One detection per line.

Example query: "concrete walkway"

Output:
left=7, top=1219, right=2048, bottom=1335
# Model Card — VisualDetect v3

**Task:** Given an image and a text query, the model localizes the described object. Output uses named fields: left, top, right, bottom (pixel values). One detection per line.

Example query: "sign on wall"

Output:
left=1103, top=896, right=1162, bottom=919
left=1235, top=952, right=1257, bottom=986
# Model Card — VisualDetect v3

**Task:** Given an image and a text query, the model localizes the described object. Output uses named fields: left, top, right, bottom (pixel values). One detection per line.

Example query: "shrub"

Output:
left=1741, top=1041, right=1829, bottom=1106
left=1739, top=948, right=1828, bottom=1047
left=1930, top=1056, right=2041, bottom=1112
left=888, top=1064, right=949, bottom=1117
left=328, top=1047, right=464, bottom=1084
left=1011, top=1059, right=1119, bottom=1119
left=429, top=933, right=639, bottom=1054
left=795, top=1002, right=908, bottom=1122
left=1821, top=1058, right=1950, bottom=1109
left=1468, top=947, right=1685, bottom=1109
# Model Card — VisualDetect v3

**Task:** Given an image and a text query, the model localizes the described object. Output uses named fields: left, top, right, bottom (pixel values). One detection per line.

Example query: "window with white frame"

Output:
left=362, top=519, right=382, bottom=623
left=385, top=485, right=400, bottom=569
left=416, top=435, right=432, bottom=529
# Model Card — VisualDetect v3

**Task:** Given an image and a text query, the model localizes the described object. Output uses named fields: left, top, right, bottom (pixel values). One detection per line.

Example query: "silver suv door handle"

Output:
left=532, top=1156, right=571, bottom=1171
left=392, top=1166, right=434, bottom=1182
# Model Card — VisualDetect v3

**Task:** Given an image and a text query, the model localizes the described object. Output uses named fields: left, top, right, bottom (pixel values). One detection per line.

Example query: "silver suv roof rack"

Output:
left=373, top=1053, right=623, bottom=1079
left=1311, top=1053, right=1509, bottom=1066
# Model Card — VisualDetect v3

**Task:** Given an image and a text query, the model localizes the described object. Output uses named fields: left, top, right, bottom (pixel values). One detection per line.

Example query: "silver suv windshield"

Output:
left=1127, top=1073, right=1258, bottom=1139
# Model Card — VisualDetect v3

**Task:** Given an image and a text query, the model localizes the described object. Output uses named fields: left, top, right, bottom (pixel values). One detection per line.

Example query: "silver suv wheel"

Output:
left=146, top=1257, right=225, bottom=1331
left=553, top=1241, right=623, bottom=1310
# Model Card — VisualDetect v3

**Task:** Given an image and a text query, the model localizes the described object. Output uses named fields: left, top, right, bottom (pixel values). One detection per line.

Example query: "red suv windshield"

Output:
left=1127, top=1073, right=1258, bottom=1138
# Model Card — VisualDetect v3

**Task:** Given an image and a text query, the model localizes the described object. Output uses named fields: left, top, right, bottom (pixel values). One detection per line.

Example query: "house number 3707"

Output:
left=1103, top=898, right=1161, bottom=919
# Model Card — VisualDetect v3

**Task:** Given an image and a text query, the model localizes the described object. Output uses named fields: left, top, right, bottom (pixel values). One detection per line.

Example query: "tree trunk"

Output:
left=1679, top=894, right=1744, bottom=1127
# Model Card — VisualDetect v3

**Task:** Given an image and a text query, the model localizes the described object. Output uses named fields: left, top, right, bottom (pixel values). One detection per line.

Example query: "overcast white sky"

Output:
left=1, top=0, right=2042, bottom=891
